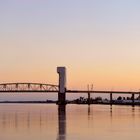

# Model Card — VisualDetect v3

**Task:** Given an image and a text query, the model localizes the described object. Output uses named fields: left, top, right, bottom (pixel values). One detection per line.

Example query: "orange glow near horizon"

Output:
left=1, top=65, right=140, bottom=91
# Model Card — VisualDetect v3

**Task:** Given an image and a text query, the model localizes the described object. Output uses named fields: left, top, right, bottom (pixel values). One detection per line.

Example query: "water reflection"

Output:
left=0, top=104, right=66, bottom=140
left=0, top=104, right=140, bottom=140
left=0, top=105, right=56, bottom=139
left=87, top=105, right=93, bottom=120
left=88, top=105, right=90, bottom=117
left=110, top=105, right=112, bottom=115
left=57, top=105, right=66, bottom=140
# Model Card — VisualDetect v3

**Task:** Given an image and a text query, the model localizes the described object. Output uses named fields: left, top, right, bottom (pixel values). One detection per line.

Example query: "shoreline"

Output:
left=0, top=101, right=140, bottom=106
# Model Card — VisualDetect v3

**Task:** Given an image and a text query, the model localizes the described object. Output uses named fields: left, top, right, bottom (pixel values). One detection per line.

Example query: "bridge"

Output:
left=0, top=67, right=140, bottom=105
left=0, top=83, right=58, bottom=92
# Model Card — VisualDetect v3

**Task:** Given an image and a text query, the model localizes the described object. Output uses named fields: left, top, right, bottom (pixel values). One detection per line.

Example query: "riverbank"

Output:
left=0, top=101, right=140, bottom=106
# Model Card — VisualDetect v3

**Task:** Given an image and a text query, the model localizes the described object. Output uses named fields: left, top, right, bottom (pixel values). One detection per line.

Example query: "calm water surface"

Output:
left=0, top=104, right=140, bottom=140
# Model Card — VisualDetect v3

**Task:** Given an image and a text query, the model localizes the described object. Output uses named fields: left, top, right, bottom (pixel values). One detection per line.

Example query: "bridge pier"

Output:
left=88, top=92, right=91, bottom=105
left=131, top=93, right=135, bottom=106
left=57, top=67, right=66, bottom=105
left=110, top=93, right=113, bottom=106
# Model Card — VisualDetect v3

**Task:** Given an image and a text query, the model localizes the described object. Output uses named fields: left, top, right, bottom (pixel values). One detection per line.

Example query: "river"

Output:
left=0, top=104, right=140, bottom=140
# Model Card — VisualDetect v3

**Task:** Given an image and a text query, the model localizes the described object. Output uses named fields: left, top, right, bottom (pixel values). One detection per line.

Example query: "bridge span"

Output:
left=0, top=83, right=58, bottom=92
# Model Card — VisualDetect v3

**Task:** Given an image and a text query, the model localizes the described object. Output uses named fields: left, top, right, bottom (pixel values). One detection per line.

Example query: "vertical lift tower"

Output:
left=57, top=67, right=66, bottom=105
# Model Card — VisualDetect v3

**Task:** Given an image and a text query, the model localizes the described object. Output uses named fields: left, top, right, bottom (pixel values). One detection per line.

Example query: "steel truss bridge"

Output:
left=0, top=83, right=140, bottom=94
left=0, top=82, right=140, bottom=105
left=0, top=83, right=59, bottom=92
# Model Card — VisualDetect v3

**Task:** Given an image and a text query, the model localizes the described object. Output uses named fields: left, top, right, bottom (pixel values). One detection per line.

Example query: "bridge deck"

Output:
left=0, top=89, right=139, bottom=94
left=66, top=90, right=140, bottom=94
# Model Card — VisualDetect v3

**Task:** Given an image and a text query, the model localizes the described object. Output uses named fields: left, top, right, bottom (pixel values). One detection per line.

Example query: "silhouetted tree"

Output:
left=95, top=97, right=102, bottom=101
left=117, top=96, right=122, bottom=100
left=126, top=97, right=131, bottom=100
left=123, top=97, right=125, bottom=100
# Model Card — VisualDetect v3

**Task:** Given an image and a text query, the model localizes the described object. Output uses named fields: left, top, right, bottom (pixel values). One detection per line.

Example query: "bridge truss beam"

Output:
left=0, top=83, right=59, bottom=92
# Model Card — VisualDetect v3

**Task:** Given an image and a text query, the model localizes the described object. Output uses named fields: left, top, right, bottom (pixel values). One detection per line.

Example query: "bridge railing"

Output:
left=0, top=83, right=59, bottom=92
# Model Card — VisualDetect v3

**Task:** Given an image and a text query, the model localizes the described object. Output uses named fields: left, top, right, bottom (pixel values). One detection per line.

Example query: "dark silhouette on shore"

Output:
left=70, top=94, right=140, bottom=106
left=1, top=94, right=140, bottom=106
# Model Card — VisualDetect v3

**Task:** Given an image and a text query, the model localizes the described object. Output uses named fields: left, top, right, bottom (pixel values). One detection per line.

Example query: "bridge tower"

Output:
left=57, top=67, right=66, bottom=105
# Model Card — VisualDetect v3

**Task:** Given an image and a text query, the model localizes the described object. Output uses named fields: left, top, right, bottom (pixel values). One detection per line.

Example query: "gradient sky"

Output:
left=1, top=0, right=140, bottom=94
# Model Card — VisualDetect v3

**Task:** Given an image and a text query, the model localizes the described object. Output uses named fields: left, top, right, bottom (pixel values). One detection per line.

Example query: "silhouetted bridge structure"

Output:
left=0, top=83, right=59, bottom=92
left=0, top=67, right=140, bottom=105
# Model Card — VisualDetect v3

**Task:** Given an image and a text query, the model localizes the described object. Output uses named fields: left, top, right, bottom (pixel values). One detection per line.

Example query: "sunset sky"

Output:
left=1, top=0, right=140, bottom=94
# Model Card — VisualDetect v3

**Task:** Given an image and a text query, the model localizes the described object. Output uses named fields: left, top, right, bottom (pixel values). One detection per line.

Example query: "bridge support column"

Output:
left=88, top=92, right=91, bottom=105
left=57, top=67, right=66, bottom=105
left=110, top=93, right=113, bottom=106
left=132, top=93, right=135, bottom=106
